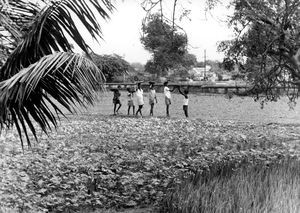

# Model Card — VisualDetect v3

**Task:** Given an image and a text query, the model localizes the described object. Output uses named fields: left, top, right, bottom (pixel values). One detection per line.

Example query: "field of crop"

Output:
left=0, top=92, right=299, bottom=212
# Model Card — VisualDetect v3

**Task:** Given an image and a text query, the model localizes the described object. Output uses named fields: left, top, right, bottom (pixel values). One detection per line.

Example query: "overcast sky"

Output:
left=75, top=0, right=234, bottom=64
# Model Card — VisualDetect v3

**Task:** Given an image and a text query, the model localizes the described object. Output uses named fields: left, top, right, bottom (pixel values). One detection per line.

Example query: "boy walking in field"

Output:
left=148, top=82, right=158, bottom=116
left=127, top=87, right=135, bottom=115
left=163, top=81, right=176, bottom=117
left=135, top=82, right=144, bottom=117
left=178, top=86, right=189, bottom=118
left=112, top=85, right=122, bottom=115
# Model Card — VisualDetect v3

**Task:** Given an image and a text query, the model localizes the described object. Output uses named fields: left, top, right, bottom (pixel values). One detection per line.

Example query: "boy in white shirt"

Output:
left=148, top=82, right=158, bottom=116
left=178, top=86, right=189, bottom=118
left=135, top=82, right=144, bottom=117
left=127, top=87, right=135, bottom=115
left=163, top=81, right=176, bottom=117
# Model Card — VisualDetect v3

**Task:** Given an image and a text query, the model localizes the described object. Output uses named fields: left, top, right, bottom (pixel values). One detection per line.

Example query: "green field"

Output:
left=0, top=93, right=299, bottom=212
left=85, top=91, right=300, bottom=124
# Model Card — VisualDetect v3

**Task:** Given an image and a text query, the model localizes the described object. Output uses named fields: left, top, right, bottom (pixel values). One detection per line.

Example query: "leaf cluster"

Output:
left=141, top=14, right=188, bottom=76
left=90, top=53, right=131, bottom=83
left=0, top=0, right=113, bottom=146
left=219, top=0, right=300, bottom=102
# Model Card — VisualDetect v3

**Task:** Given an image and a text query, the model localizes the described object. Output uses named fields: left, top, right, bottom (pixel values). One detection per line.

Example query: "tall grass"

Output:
left=161, top=159, right=300, bottom=213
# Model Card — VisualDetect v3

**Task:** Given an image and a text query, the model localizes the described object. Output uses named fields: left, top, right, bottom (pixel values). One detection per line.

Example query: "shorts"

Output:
left=183, top=105, right=188, bottom=111
left=165, top=97, right=171, bottom=105
left=149, top=99, right=155, bottom=105
left=128, top=100, right=134, bottom=106
left=113, top=99, right=121, bottom=104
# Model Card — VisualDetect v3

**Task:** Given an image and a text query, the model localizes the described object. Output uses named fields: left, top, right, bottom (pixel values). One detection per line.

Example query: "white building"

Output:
left=189, top=66, right=217, bottom=81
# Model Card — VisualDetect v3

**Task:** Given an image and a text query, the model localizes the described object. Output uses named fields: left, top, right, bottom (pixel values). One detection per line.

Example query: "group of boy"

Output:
left=112, top=81, right=189, bottom=118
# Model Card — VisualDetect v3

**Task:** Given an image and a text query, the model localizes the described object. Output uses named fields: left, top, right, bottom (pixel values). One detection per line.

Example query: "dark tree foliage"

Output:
left=141, top=14, right=189, bottom=76
left=222, top=57, right=235, bottom=72
left=91, top=53, right=131, bottom=82
left=218, top=0, right=300, bottom=103
left=182, top=53, right=197, bottom=68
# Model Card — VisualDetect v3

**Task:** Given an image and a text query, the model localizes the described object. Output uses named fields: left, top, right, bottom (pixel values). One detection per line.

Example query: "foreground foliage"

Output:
left=162, top=159, right=300, bottom=213
left=0, top=116, right=299, bottom=212
left=0, top=0, right=113, bottom=146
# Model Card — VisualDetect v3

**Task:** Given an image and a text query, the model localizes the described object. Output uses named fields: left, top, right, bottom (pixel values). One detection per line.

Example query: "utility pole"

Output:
left=122, top=54, right=126, bottom=82
left=204, top=49, right=206, bottom=80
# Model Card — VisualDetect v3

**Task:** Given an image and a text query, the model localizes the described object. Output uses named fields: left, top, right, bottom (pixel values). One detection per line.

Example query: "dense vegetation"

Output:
left=219, top=0, right=300, bottom=101
left=0, top=115, right=299, bottom=212
left=163, top=159, right=300, bottom=212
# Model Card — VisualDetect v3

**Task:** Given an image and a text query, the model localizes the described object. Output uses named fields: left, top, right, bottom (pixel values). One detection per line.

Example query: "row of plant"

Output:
left=161, top=158, right=300, bottom=213
left=0, top=116, right=299, bottom=212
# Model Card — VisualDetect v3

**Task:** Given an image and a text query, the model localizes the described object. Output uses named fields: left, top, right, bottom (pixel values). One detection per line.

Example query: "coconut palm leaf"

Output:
left=0, top=0, right=114, bottom=80
left=0, top=0, right=114, bottom=147
left=0, top=52, right=104, bottom=148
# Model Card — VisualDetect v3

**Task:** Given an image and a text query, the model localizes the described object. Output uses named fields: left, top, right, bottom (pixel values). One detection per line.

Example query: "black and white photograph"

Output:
left=0, top=0, right=300, bottom=212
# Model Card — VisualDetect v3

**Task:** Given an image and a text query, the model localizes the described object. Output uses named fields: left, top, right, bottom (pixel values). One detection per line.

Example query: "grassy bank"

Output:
left=161, top=159, right=300, bottom=213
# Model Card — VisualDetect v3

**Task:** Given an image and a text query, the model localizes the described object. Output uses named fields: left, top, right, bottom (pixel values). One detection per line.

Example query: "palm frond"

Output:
left=0, top=52, right=104, bottom=147
left=0, top=0, right=114, bottom=80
